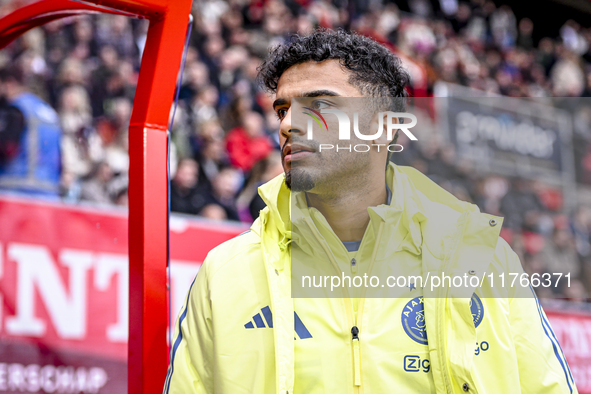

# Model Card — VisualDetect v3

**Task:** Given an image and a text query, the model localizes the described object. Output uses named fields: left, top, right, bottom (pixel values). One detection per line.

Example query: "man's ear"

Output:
left=371, top=111, right=398, bottom=145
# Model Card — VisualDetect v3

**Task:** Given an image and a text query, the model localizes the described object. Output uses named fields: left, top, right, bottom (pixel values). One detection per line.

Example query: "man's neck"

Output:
left=306, top=175, right=387, bottom=243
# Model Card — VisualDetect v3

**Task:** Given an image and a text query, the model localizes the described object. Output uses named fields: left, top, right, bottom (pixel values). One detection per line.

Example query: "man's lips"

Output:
left=282, top=144, right=315, bottom=163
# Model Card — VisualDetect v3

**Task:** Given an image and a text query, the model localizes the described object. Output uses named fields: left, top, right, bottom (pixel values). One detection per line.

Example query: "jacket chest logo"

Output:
left=401, top=294, right=484, bottom=345
left=470, top=294, right=485, bottom=328
left=402, top=297, right=428, bottom=345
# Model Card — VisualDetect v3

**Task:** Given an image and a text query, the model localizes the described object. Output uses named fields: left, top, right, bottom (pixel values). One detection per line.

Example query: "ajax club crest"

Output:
left=402, top=294, right=484, bottom=345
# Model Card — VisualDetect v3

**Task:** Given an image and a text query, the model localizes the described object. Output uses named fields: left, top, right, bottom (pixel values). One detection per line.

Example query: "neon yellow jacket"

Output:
left=164, top=163, right=578, bottom=394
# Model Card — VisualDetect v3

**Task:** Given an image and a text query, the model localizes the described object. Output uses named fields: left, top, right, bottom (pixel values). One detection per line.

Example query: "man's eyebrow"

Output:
left=300, top=89, right=340, bottom=98
left=272, top=98, right=288, bottom=109
left=272, top=90, right=341, bottom=109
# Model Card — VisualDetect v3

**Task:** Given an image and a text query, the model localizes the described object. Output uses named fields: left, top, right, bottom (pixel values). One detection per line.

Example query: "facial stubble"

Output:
left=282, top=139, right=319, bottom=191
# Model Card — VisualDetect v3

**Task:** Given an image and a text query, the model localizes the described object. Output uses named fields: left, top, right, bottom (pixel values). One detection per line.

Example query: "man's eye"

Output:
left=276, top=109, right=287, bottom=120
left=312, top=100, right=330, bottom=110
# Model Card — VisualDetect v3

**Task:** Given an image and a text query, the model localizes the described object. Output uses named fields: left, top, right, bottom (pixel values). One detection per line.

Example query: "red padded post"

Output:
left=114, top=2, right=193, bottom=394
left=0, top=1, right=193, bottom=393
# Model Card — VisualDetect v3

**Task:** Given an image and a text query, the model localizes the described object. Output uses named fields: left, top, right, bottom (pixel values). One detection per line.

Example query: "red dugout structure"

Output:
left=0, top=1, right=193, bottom=393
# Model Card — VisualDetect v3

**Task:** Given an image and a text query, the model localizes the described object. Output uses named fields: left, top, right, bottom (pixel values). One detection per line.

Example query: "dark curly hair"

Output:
left=257, top=28, right=410, bottom=103
left=257, top=28, right=410, bottom=158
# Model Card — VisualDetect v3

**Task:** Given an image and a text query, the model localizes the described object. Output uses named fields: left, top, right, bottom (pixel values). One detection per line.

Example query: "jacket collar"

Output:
left=254, top=163, right=448, bottom=254
left=253, top=162, right=502, bottom=271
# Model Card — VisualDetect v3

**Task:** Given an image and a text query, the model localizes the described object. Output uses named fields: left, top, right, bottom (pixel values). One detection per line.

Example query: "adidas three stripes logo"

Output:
left=245, top=306, right=313, bottom=340
left=245, top=306, right=274, bottom=329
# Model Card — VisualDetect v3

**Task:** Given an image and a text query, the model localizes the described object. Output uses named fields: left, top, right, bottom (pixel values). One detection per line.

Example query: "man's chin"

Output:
left=285, top=169, right=315, bottom=192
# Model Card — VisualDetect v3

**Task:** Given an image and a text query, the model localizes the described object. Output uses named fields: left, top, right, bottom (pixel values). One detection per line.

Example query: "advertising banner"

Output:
left=546, top=309, right=591, bottom=393
left=0, top=195, right=246, bottom=393
left=435, top=89, right=579, bottom=211
left=443, top=96, right=572, bottom=178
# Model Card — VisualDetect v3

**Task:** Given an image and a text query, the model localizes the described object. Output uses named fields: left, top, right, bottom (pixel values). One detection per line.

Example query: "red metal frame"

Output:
left=0, top=1, right=193, bottom=393
left=0, top=1, right=138, bottom=50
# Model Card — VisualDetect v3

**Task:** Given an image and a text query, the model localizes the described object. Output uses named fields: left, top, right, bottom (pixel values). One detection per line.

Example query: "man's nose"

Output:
left=279, top=106, right=308, bottom=140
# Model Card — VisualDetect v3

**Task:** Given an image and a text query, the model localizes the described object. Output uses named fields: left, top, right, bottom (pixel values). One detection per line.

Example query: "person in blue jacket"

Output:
left=0, top=65, right=62, bottom=198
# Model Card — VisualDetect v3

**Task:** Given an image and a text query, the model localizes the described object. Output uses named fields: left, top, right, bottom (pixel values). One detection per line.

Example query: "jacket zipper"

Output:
left=303, top=218, right=357, bottom=391
left=351, top=326, right=361, bottom=386
left=304, top=217, right=385, bottom=394
left=351, top=222, right=384, bottom=393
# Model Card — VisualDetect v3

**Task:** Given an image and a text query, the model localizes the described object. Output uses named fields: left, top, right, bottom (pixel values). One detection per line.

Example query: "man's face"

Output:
left=175, top=160, right=198, bottom=190
left=274, top=60, right=373, bottom=192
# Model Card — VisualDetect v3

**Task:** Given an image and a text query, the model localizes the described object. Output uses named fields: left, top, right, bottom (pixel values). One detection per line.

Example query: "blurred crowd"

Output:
left=1, top=0, right=591, bottom=298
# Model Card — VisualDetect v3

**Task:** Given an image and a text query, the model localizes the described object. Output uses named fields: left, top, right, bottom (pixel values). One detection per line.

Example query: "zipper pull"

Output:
left=351, top=326, right=361, bottom=386
left=351, top=326, right=359, bottom=340
left=351, top=258, right=358, bottom=274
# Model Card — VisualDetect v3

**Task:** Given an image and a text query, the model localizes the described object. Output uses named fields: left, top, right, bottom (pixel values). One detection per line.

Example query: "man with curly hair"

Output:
left=164, top=29, right=577, bottom=394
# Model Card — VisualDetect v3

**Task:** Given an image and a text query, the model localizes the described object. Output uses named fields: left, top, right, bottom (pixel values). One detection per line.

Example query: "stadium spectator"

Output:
left=193, top=120, right=228, bottom=190
left=110, top=174, right=129, bottom=207
left=58, top=85, right=99, bottom=178
left=95, top=14, right=137, bottom=60
left=236, top=150, right=283, bottom=221
left=189, top=84, right=220, bottom=127
left=203, top=166, right=242, bottom=221
left=0, top=86, right=24, bottom=170
left=170, top=158, right=209, bottom=215
left=500, top=178, right=546, bottom=232
left=540, top=227, right=581, bottom=284
left=80, top=161, right=114, bottom=204
left=199, top=203, right=228, bottom=221
left=571, top=206, right=591, bottom=259
left=179, top=61, right=211, bottom=106
left=225, top=111, right=272, bottom=172
left=96, top=97, right=131, bottom=175
left=0, top=66, right=62, bottom=197
left=59, top=169, right=81, bottom=203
